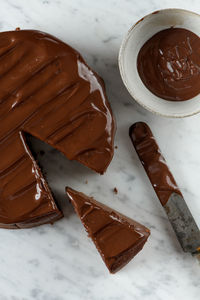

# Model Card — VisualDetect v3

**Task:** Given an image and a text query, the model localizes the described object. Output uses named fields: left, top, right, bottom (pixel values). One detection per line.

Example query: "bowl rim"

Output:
left=118, top=8, right=200, bottom=118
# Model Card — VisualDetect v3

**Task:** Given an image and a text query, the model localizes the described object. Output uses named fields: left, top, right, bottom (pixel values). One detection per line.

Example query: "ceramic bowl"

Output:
left=118, top=9, right=200, bottom=118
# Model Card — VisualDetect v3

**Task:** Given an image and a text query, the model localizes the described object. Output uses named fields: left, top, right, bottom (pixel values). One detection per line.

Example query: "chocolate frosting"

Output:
left=0, top=30, right=115, bottom=228
left=137, top=28, right=200, bottom=101
left=129, top=122, right=181, bottom=206
left=66, top=187, right=150, bottom=273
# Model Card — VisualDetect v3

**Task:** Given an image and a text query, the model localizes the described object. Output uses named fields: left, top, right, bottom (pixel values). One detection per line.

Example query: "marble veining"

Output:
left=0, top=0, right=200, bottom=299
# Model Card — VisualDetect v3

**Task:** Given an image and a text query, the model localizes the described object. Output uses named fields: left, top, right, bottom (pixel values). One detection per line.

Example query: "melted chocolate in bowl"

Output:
left=137, top=28, right=200, bottom=101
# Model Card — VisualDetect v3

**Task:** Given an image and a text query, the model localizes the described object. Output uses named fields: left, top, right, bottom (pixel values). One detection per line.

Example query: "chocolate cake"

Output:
left=0, top=30, right=115, bottom=228
left=66, top=187, right=150, bottom=273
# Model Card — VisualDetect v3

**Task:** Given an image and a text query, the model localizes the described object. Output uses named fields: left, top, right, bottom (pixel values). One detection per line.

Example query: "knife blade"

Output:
left=129, top=122, right=200, bottom=257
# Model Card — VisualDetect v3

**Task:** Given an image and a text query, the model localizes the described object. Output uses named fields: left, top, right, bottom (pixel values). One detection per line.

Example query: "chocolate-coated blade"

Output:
left=129, top=122, right=200, bottom=255
left=164, top=193, right=200, bottom=254
left=129, top=122, right=182, bottom=206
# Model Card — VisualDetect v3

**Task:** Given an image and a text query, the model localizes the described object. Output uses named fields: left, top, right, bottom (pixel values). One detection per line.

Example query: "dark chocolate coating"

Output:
left=129, top=122, right=181, bottom=206
left=137, top=28, right=200, bottom=101
left=66, top=187, right=150, bottom=273
left=0, top=30, right=115, bottom=228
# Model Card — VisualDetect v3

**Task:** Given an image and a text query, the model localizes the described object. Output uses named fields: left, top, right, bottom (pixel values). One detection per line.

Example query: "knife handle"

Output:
left=129, top=122, right=182, bottom=206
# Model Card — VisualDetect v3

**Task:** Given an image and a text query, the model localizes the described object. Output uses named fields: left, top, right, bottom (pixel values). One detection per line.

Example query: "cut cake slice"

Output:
left=66, top=187, right=150, bottom=273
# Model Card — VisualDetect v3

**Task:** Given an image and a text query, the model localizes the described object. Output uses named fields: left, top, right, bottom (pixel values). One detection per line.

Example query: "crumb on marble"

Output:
left=115, top=145, right=118, bottom=149
left=113, top=187, right=118, bottom=194
left=15, top=27, right=20, bottom=31
left=85, top=180, right=88, bottom=184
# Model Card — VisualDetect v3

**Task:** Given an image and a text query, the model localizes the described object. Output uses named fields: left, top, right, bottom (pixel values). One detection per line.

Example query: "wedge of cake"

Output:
left=66, top=187, right=150, bottom=273
left=0, top=30, right=115, bottom=228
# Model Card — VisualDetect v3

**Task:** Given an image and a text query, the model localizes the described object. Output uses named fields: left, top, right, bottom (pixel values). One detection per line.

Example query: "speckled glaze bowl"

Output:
left=118, top=9, right=200, bottom=118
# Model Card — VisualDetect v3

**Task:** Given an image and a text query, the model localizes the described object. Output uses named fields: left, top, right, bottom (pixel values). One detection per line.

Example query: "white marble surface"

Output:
left=0, top=0, right=200, bottom=299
